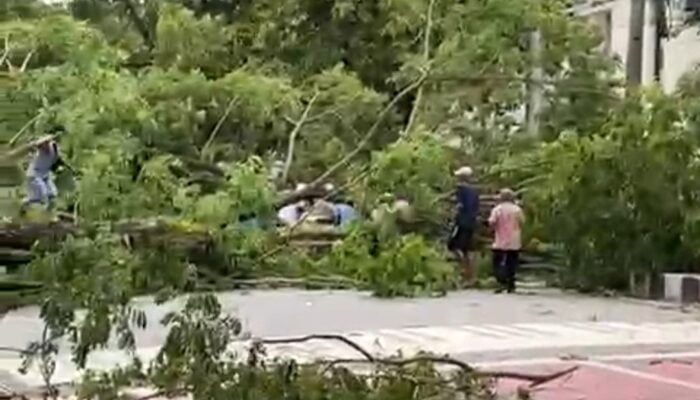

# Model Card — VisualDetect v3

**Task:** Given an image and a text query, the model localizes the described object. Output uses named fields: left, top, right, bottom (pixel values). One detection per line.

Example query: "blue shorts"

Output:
left=25, top=175, right=57, bottom=204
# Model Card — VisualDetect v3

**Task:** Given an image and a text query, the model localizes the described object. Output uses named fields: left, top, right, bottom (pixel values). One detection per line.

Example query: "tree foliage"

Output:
left=491, top=85, right=700, bottom=291
left=0, top=0, right=664, bottom=395
left=75, top=294, right=496, bottom=400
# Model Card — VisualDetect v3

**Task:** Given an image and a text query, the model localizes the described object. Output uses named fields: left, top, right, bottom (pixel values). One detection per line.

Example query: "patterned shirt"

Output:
left=488, top=202, right=524, bottom=250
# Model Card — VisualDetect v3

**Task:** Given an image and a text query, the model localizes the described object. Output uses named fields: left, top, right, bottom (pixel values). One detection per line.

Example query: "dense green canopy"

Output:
left=4, top=1, right=700, bottom=399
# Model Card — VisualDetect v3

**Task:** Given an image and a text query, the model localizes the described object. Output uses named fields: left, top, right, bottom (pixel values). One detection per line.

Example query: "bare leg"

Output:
left=460, top=251, right=475, bottom=286
left=18, top=200, right=30, bottom=216
left=47, top=196, right=56, bottom=211
left=21, top=176, right=47, bottom=217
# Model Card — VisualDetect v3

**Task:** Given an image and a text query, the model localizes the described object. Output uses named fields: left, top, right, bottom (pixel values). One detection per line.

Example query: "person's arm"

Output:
left=488, top=205, right=499, bottom=227
left=453, top=187, right=463, bottom=212
left=6, top=135, right=56, bottom=160
left=6, top=141, right=36, bottom=160
left=469, top=190, right=480, bottom=220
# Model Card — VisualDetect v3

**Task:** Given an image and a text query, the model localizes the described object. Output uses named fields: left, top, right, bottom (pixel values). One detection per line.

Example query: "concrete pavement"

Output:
left=0, top=288, right=699, bottom=396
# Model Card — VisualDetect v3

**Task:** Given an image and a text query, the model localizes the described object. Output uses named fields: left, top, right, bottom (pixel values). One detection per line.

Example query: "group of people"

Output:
left=448, top=166, right=524, bottom=293
left=276, top=183, right=358, bottom=228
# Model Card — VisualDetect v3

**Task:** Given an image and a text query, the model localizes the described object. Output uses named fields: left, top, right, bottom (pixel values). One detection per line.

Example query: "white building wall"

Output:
left=576, top=0, right=700, bottom=92
left=609, top=0, right=632, bottom=68
left=661, top=26, right=700, bottom=92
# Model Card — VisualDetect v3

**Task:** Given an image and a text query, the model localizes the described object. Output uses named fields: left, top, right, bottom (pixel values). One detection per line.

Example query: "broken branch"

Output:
left=256, top=333, right=578, bottom=386
left=18, top=50, right=34, bottom=73
left=282, top=91, right=320, bottom=183
left=132, top=388, right=189, bottom=400
left=309, top=73, right=427, bottom=188
left=258, top=334, right=376, bottom=362
left=9, top=113, right=41, bottom=147
left=326, top=357, right=578, bottom=386
left=201, top=97, right=238, bottom=160
left=0, top=35, right=10, bottom=67
left=404, top=0, right=437, bottom=135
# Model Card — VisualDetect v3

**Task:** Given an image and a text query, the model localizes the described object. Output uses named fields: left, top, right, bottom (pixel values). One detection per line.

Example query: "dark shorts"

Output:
left=448, top=224, right=474, bottom=253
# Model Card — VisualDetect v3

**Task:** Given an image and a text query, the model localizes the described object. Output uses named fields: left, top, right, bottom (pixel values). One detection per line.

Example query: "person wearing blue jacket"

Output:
left=448, top=166, right=479, bottom=285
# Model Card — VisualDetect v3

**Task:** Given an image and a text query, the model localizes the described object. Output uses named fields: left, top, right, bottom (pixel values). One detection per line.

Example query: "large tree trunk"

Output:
left=0, top=221, right=77, bottom=249
left=0, top=219, right=213, bottom=256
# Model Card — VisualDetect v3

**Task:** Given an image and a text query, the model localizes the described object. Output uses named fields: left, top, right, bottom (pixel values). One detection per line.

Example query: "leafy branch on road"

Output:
left=256, top=332, right=579, bottom=387
left=7, top=293, right=579, bottom=400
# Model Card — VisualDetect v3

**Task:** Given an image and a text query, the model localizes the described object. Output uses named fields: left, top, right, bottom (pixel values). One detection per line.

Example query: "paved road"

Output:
left=0, top=288, right=699, bottom=397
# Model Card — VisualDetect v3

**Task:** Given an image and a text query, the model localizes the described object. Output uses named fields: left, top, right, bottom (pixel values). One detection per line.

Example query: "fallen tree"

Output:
left=0, top=219, right=210, bottom=250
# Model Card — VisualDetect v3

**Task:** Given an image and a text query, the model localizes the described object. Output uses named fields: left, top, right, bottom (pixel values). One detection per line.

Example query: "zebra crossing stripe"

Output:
left=5, top=321, right=700, bottom=389
left=255, top=321, right=700, bottom=360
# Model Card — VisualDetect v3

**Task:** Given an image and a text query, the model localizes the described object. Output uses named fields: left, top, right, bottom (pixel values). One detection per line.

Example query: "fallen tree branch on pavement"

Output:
left=257, top=334, right=376, bottom=362
left=253, top=333, right=580, bottom=386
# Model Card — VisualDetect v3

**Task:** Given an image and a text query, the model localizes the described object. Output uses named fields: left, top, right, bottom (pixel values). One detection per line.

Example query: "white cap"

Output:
left=296, top=183, right=308, bottom=191
left=454, top=166, right=473, bottom=177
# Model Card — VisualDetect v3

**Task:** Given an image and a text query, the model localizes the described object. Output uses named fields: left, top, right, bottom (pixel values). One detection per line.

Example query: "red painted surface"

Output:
left=493, top=357, right=700, bottom=400
left=626, top=357, right=700, bottom=386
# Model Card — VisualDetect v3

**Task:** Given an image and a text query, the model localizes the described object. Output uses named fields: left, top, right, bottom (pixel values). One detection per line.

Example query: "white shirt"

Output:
left=277, top=204, right=300, bottom=226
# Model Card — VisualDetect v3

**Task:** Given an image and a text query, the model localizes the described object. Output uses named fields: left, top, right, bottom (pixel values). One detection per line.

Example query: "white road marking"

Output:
left=472, top=350, right=700, bottom=368
left=256, top=321, right=700, bottom=360
left=583, top=360, right=700, bottom=391
left=4, top=321, right=700, bottom=388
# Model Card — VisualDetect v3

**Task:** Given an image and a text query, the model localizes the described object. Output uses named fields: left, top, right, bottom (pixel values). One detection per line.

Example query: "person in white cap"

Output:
left=447, top=166, right=479, bottom=285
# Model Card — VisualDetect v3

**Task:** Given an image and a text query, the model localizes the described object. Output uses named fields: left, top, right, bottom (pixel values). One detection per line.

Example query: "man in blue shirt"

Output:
left=448, top=166, right=479, bottom=285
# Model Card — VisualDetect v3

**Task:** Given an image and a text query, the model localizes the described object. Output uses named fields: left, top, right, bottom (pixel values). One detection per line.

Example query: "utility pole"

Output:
left=626, top=0, right=646, bottom=85
left=527, top=29, right=544, bottom=137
